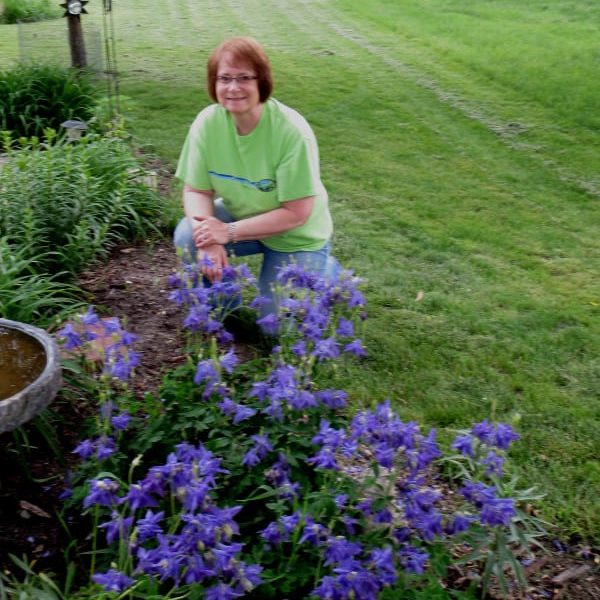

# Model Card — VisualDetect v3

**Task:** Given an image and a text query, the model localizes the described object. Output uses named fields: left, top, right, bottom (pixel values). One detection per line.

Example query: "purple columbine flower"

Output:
left=452, top=434, right=475, bottom=457
left=92, top=569, right=134, bottom=593
left=261, top=521, right=283, bottom=545
left=256, top=313, right=279, bottom=335
left=219, top=349, right=238, bottom=374
left=120, top=483, right=158, bottom=511
left=137, top=509, right=165, bottom=541
left=111, top=411, right=131, bottom=431
left=204, top=582, right=242, bottom=600
left=232, top=403, right=257, bottom=424
left=483, top=450, right=505, bottom=478
left=324, top=536, right=362, bottom=566
left=95, top=436, right=116, bottom=460
left=99, top=512, right=134, bottom=544
left=80, top=306, right=100, bottom=326
left=83, top=478, right=120, bottom=508
left=344, top=339, right=366, bottom=357
left=73, top=439, right=95, bottom=460
left=494, top=423, right=520, bottom=450
left=479, top=497, right=516, bottom=527
left=57, top=323, right=83, bottom=350
left=471, top=419, right=495, bottom=444
left=370, top=546, right=397, bottom=585
left=399, top=545, right=428, bottom=574
left=336, top=317, right=354, bottom=338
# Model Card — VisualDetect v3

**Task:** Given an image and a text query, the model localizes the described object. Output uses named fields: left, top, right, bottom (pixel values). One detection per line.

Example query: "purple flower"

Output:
left=83, top=478, right=120, bottom=509
left=80, top=306, right=100, bottom=326
left=92, top=569, right=134, bottom=593
left=279, top=511, right=301, bottom=535
left=137, top=509, right=164, bottom=541
left=336, top=318, right=354, bottom=338
left=57, top=323, right=83, bottom=350
left=316, top=391, right=346, bottom=411
left=256, top=313, right=279, bottom=335
left=334, top=494, right=348, bottom=509
left=452, top=434, right=475, bottom=457
left=312, top=337, right=340, bottom=361
left=299, top=520, right=329, bottom=546
left=471, top=419, right=495, bottom=444
left=324, top=536, right=362, bottom=566
left=242, top=434, right=272, bottom=467
left=444, top=513, right=475, bottom=535
left=205, top=582, right=242, bottom=600
left=460, top=481, right=497, bottom=508
left=108, top=352, right=140, bottom=381
left=95, top=436, right=116, bottom=460
left=399, top=545, right=428, bottom=574
left=219, top=349, right=238, bottom=374
left=483, top=450, right=505, bottom=478
left=111, top=411, right=132, bottom=431
left=73, top=439, right=95, bottom=460
left=479, top=497, right=516, bottom=527
left=232, top=403, right=257, bottom=424
left=308, top=447, right=340, bottom=470
left=120, top=483, right=158, bottom=511
left=260, top=521, right=283, bottom=545
left=99, top=512, right=134, bottom=544
left=344, top=339, right=366, bottom=357
left=494, top=423, right=520, bottom=450
left=370, top=546, right=397, bottom=585
left=194, top=359, right=219, bottom=385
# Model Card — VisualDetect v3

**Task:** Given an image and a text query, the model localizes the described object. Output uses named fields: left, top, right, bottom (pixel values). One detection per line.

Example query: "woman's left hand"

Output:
left=193, top=215, right=230, bottom=247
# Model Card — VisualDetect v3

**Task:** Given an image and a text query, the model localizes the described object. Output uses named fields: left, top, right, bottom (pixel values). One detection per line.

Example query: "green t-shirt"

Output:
left=175, top=98, right=332, bottom=252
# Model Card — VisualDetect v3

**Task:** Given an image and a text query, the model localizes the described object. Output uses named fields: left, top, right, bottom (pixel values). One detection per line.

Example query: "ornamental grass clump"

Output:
left=0, top=130, right=164, bottom=279
left=51, top=264, right=545, bottom=599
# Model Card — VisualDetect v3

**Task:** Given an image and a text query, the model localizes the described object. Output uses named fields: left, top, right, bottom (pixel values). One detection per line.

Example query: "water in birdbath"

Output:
left=0, top=325, right=46, bottom=400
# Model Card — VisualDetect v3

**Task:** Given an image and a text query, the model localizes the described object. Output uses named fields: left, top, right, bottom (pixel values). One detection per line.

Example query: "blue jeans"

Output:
left=173, top=199, right=341, bottom=318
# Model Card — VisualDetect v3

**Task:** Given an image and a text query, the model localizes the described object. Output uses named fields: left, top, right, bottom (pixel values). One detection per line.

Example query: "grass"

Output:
left=0, top=0, right=599, bottom=539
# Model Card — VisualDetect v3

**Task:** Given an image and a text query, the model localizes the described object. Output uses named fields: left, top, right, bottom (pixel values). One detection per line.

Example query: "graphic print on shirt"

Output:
left=208, top=170, right=277, bottom=192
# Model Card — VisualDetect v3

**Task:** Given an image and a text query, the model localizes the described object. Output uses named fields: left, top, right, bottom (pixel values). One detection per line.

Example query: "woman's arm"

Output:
left=194, top=195, right=315, bottom=247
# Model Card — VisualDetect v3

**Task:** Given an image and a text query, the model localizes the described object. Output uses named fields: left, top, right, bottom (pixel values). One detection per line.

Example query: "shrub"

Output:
left=0, top=63, right=97, bottom=142
left=0, top=131, right=164, bottom=278
left=0, top=0, right=61, bottom=24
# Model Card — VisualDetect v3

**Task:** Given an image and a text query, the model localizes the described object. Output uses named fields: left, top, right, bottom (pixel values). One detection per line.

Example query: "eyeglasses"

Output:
left=216, top=75, right=258, bottom=85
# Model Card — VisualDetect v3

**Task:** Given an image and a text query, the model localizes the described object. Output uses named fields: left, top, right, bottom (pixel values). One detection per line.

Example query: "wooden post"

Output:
left=67, top=13, right=87, bottom=69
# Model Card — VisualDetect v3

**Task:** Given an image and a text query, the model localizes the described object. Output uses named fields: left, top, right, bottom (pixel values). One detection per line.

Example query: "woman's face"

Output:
left=215, top=52, right=261, bottom=117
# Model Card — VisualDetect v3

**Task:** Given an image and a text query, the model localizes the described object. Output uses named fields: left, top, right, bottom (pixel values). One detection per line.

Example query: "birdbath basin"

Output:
left=0, top=318, right=62, bottom=434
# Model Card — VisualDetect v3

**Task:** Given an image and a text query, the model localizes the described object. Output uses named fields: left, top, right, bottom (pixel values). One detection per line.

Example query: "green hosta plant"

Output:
left=0, top=0, right=61, bottom=24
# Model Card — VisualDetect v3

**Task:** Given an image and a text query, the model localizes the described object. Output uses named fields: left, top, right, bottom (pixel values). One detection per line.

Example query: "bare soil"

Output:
left=0, top=238, right=598, bottom=598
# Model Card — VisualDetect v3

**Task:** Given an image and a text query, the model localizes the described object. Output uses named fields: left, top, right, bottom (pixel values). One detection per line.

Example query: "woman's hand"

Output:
left=193, top=215, right=230, bottom=247
left=198, top=243, right=229, bottom=282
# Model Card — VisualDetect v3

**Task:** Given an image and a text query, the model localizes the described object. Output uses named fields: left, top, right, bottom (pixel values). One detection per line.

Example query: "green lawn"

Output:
left=1, top=0, right=599, bottom=539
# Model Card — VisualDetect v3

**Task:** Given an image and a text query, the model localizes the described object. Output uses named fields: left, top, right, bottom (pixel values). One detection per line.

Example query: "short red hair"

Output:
left=207, top=37, right=273, bottom=103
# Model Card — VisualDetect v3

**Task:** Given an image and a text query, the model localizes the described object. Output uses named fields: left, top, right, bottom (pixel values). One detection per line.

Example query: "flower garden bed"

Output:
left=2, top=240, right=599, bottom=599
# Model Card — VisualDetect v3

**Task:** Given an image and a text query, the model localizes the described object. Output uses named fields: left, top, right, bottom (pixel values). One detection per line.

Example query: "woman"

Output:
left=174, top=36, right=338, bottom=317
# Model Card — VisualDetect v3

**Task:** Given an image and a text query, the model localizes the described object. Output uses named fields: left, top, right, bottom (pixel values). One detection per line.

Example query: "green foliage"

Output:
left=0, top=0, right=61, bottom=24
left=0, top=132, right=164, bottom=279
left=0, top=554, right=76, bottom=600
left=0, top=63, right=98, bottom=142
left=0, top=236, right=82, bottom=325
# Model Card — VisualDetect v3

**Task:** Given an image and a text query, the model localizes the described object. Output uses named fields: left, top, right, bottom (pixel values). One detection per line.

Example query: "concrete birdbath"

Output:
left=0, top=318, right=62, bottom=434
